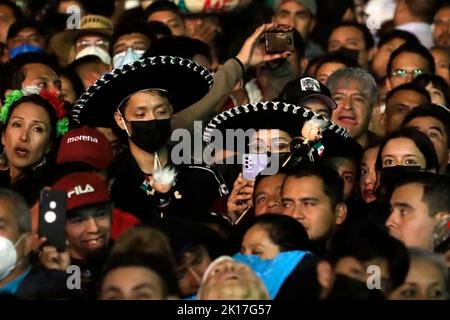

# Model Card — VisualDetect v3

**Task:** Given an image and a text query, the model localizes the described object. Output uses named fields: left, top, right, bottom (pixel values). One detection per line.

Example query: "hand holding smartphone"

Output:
left=242, top=153, right=269, bottom=181
left=38, top=190, right=67, bottom=251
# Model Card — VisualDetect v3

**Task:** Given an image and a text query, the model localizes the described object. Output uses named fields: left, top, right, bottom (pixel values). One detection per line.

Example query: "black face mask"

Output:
left=326, top=274, right=385, bottom=300
left=380, top=166, right=424, bottom=188
left=127, top=119, right=171, bottom=153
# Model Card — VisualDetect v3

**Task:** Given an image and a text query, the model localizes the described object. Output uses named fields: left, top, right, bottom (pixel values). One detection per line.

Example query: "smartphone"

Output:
left=38, top=190, right=67, bottom=251
left=242, top=153, right=268, bottom=181
left=265, top=28, right=294, bottom=54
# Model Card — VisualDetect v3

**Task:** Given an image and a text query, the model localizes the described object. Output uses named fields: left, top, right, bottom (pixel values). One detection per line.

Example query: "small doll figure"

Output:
left=290, top=116, right=329, bottom=162
left=150, top=166, right=178, bottom=210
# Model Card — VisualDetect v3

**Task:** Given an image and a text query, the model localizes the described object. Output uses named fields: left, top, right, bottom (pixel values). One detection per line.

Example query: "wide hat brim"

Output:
left=203, top=101, right=349, bottom=146
left=50, top=28, right=113, bottom=63
left=72, top=56, right=214, bottom=128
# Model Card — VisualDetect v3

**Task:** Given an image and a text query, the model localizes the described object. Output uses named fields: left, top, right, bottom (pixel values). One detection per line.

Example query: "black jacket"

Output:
left=111, top=150, right=228, bottom=224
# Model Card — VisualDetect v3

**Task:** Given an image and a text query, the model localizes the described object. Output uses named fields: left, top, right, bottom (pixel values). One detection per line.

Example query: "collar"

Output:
left=0, top=267, right=31, bottom=295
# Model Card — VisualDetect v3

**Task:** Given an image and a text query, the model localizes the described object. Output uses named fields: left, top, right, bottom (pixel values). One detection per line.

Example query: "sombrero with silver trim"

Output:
left=72, top=56, right=214, bottom=128
left=203, top=101, right=349, bottom=144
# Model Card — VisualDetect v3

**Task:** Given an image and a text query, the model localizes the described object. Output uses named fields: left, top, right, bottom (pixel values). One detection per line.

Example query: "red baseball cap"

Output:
left=52, top=172, right=110, bottom=211
left=57, top=126, right=113, bottom=170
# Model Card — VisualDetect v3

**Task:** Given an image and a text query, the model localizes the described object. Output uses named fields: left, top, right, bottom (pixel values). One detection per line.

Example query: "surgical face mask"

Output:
left=9, top=44, right=43, bottom=59
left=113, top=47, right=145, bottom=69
left=0, top=234, right=25, bottom=280
left=122, top=117, right=172, bottom=154
left=75, top=46, right=111, bottom=65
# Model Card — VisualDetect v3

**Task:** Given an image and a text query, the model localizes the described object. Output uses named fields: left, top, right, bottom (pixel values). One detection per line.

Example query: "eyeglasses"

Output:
left=248, top=141, right=290, bottom=154
left=391, top=68, right=425, bottom=78
left=75, top=39, right=109, bottom=51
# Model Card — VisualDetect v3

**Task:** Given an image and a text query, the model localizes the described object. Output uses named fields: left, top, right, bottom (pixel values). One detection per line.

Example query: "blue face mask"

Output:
left=112, top=47, right=144, bottom=68
left=9, top=44, right=43, bottom=59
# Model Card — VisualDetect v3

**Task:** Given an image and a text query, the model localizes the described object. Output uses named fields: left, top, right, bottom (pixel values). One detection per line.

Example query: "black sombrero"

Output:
left=71, top=56, right=214, bottom=128
left=203, top=101, right=349, bottom=144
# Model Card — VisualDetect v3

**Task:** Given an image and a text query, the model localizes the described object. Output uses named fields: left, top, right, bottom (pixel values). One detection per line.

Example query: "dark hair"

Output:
left=80, top=0, right=115, bottom=17
left=146, top=21, right=173, bottom=38
left=248, top=214, right=312, bottom=252
left=385, top=82, right=431, bottom=109
left=329, top=21, right=375, bottom=50
left=283, top=164, right=344, bottom=208
left=1, top=52, right=59, bottom=93
left=144, top=36, right=212, bottom=64
left=315, top=51, right=360, bottom=73
left=103, top=252, right=179, bottom=297
left=387, top=42, right=436, bottom=75
left=1, top=94, right=58, bottom=141
left=377, top=29, right=420, bottom=49
left=376, top=127, right=440, bottom=172
left=144, top=0, right=181, bottom=20
left=394, top=172, right=450, bottom=218
left=58, top=68, right=85, bottom=101
left=404, top=0, right=436, bottom=22
left=328, top=220, right=410, bottom=290
left=7, top=18, right=48, bottom=41
left=67, top=54, right=105, bottom=73
left=112, top=20, right=158, bottom=54
left=0, top=0, right=23, bottom=21
left=412, top=74, right=450, bottom=107
left=402, top=103, right=450, bottom=147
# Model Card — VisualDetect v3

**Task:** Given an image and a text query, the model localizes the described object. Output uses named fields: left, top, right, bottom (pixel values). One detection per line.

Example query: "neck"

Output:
left=0, top=260, right=29, bottom=288
left=9, top=166, right=23, bottom=184
left=129, top=142, right=169, bottom=174
left=356, top=132, right=369, bottom=149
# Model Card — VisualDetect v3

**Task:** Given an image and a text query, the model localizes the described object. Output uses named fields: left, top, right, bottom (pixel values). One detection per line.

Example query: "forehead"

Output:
left=382, top=37, right=406, bottom=49
left=15, top=27, right=42, bottom=37
left=277, top=0, right=307, bottom=12
left=388, top=89, right=427, bottom=104
left=76, top=34, right=107, bottom=42
left=0, top=4, right=13, bottom=16
left=392, top=52, right=428, bottom=68
left=331, top=26, right=364, bottom=41
left=251, top=129, right=291, bottom=141
left=10, top=102, right=51, bottom=122
left=22, top=63, right=57, bottom=79
left=408, top=116, right=447, bottom=133
left=115, top=33, right=149, bottom=45
left=382, top=137, right=420, bottom=153
left=149, top=10, right=180, bottom=21
left=436, top=7, right=450, bottom=19
left=408, top=259, right=445, bottom=283
left=284, top=175, right=326, bottom=195
left=392, top=182, right=424, bottom=201
left=123, top=91, right=170, bottom=114
left=257, top=173, right=286, bottom=189
left=106, top=266, right=164, bottom=286
left=332, top=79, right=365, bottom=94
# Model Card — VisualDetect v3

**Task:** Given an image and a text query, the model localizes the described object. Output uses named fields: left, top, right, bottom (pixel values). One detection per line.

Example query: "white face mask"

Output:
left=113, top=47, right=145, bottom=69
left=75, top=46, right=111, bottom=65
left=0, top=235, right=25, bottom=280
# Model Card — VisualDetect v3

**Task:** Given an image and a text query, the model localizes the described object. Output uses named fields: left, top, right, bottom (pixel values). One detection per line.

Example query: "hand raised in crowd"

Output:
left=236, top=23, right=293, bottom=69
left=188, top=18, right=220, bottom=45
left=38, top=238, right=71, bottom=272
left=226, top=173, right=254, bottom=224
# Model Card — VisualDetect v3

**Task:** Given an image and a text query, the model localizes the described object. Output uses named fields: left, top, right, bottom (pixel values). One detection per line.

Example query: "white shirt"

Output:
left=396, top=22, right=434, bottom=48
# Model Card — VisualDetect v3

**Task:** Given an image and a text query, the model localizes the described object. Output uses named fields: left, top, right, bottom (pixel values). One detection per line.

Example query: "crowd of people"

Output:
left=0, top=0, right=449, bottom=300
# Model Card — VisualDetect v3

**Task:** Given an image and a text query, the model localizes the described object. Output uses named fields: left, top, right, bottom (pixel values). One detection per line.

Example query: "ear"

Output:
left=308, top=17, right=316, bottom=34
left=335, top=202, right=347, bottom=225
left=317, top=260, right=334, bottom=298
left=1, top=132, right=5, bottom=146
left=114, top=111, right=127, bottom=131
left=380, top=111, right=388, bottom=133
left=23, top=232, right=35, bottom=256
left=169, top=104, right=174, bottom=116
